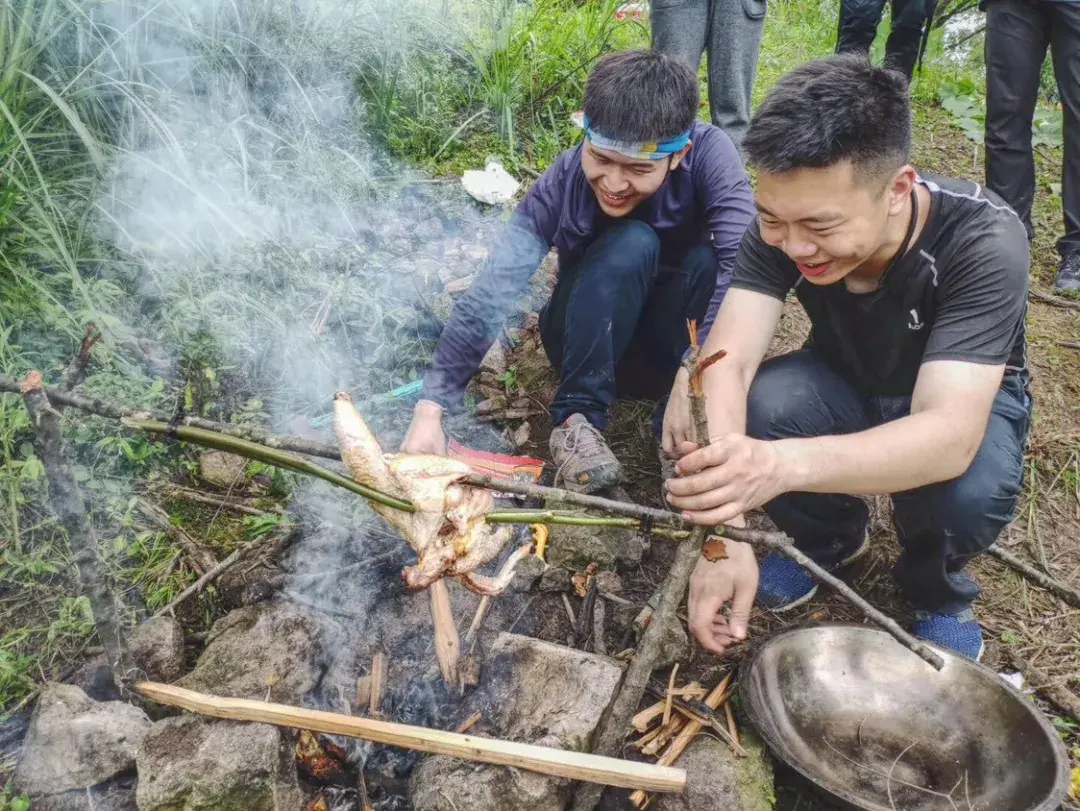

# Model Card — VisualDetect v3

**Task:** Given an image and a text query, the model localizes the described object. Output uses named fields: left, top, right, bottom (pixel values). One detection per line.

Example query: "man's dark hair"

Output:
left=583, top=50, right=698, bottom=142
left=743, top=55, right=911, bottom=184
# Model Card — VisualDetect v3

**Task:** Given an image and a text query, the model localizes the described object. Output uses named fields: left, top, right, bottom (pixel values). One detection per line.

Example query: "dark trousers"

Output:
left=538, top=220, right=717, bottom=432
left=985, top=0, right=1080, bottom=257
left=746, top=350, right=1031, bottom=614
left=836, top=0, right=932, bottom=80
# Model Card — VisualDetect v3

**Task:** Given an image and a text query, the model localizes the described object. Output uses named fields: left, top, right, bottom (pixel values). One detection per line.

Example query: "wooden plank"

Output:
left=136, top=682, right=686, bottom=793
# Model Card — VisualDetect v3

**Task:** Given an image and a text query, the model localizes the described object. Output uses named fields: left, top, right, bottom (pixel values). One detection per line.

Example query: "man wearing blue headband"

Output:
left=403, top=50, right=755, bottom=494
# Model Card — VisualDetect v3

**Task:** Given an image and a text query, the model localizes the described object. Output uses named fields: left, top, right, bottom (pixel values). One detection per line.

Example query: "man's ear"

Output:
left=668, top=141, right=693, bottom=171
left=886, top=165, right=917, bottom=215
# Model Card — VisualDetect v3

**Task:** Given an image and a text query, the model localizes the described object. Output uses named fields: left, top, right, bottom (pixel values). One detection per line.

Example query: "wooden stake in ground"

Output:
left=21, top=371, right=136, bottom=697
left=430, top=580, right=461, bottom=686
left=568, top=321, right=722, bottom=811
left=135, top=682, right=687, bottom=793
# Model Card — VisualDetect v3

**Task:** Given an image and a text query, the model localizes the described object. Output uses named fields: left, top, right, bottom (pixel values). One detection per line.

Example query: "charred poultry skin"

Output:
left=333, top=392, right=525, bottom=595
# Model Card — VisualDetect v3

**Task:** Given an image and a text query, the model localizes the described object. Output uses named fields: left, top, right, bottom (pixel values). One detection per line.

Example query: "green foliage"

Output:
left=0, top=785, right=30, bottom=811
left=939, top=79, right=1063, bottom=149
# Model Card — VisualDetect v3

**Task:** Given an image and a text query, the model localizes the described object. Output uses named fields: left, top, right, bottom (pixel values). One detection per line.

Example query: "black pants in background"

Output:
left=985, top=0, right=1080, bottom=258
left=538, top=220, right=717, bottom=433
left=836, top=0, right=933, bottom=79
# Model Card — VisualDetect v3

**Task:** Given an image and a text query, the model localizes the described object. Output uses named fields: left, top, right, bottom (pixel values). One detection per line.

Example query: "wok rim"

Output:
left=738, top=623, right=1071, bottom=811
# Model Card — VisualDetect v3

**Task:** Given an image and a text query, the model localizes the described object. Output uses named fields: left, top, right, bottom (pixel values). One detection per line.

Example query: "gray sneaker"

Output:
left=549, top=414, right=623, bottom=494
left=1053, top=250, right=1080, bottom=294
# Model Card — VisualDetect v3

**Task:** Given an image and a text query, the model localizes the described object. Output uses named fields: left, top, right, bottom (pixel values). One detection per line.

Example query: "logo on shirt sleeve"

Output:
left=908, top=308, right=924, bottom=331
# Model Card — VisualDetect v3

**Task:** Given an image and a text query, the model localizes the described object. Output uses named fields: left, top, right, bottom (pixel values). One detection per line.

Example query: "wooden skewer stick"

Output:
left=135, top=682, right=686, bottom=793
left=0, top=374, right=948, bottom=669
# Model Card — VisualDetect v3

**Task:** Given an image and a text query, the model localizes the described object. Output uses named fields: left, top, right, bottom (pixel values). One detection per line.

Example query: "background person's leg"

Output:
left=883, top=0, right=931, bottom=80
left=890, top=377, right=1030, bottom=657
left=984, top=0, right=1049, bottom=241
left=836, top=0, right=888, bottom=58
left=705, top=0, right=766, bottom=152
left=746, top=351, right=872, bottom=609
left=1050, top=2, right=1080, bottom=290
left=651, top=0, right=709, bottom=90
left=538, top=220, right=661, bottom=431
left=613, top=244, right=716, bottom=437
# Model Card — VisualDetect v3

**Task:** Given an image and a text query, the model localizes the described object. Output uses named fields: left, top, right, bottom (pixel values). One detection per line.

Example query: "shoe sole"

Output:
left=766, top=532, right=871, bottom=614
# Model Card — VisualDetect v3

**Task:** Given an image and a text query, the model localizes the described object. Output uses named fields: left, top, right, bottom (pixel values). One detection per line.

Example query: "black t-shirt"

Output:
left=731, top=173, right=1030, bottom=397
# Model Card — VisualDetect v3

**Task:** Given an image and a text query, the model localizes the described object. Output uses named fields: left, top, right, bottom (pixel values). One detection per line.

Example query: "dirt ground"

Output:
left=486, top=109, right=1080, bottom=810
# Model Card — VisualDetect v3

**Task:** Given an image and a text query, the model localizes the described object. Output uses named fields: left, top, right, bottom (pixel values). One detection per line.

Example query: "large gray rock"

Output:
left=28, top=783, right=137, bottom=811
left=546, top=522, right=646, bottom=569
left=177, top=602, right=327, bottom=704
left=410, top=633, right=623, bottom=811
left=136, top=716, right=301, bottom=811
left=129, top=616, right=185, bottom=683
left=545, top=487, right=647, bottom=568
left=653, top=730, right=774, bottom=811
left=15, top=684, right=151, bottom=798
left=198, top=451, right=247, bottom=488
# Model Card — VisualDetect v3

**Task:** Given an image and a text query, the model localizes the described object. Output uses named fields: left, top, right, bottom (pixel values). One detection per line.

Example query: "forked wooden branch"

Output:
left=569, top=321, right=718, bottom=811
left=21, top=371, right=136, bottom=698
left=135, top=682, right=687, bottom=793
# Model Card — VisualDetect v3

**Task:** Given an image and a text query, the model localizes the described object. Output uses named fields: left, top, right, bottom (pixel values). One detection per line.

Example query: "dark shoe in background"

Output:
left=1053, top=250, right=1080, bottom=294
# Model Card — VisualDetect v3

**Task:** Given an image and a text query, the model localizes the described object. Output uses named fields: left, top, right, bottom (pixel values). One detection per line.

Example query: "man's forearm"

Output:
left=700, top=364, right=749, bottom=442
left=776, top=410, right=983, bottom=496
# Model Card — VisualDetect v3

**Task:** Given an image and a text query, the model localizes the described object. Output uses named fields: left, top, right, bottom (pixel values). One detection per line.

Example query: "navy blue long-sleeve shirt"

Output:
left=423, top=121, right=756, bottom=410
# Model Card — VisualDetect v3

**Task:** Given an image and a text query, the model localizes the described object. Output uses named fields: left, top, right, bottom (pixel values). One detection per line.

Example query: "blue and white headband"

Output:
left=581, top=113, right=691, bottom=161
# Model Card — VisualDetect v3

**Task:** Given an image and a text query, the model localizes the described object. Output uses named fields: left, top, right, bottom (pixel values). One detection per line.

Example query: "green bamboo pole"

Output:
left=120, top=419, right=684, bottom=534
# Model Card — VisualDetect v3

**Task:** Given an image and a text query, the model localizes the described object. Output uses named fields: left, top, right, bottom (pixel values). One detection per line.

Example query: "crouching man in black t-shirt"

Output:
left=662, top=55, right=1032, bottom=661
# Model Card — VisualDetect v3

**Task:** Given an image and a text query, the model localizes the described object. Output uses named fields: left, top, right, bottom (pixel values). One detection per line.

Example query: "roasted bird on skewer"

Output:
left=333, top=392, right=531, bottom=595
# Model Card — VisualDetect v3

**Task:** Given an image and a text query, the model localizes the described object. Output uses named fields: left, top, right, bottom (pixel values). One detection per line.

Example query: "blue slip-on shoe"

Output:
left=757, top=532, right=871, bottom=613
left=912, top=608, right=985, bottom=661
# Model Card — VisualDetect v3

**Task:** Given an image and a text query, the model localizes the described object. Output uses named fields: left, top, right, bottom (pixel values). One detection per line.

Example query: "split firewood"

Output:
left=662, top=664, right=679, bottom=727
left=632, top=701, right=669, bottom=734
left=369, top=651, right=387, bottom=716
left=454, top=711, right=483, bottom=734
left=630, top=673, right=732, bottom=808
left=644, top=674, right=745, bottom=757
left=633, top=681, right=706, bottom=738
left=724, top=702, right=739, bottom=746
left=641, top=715, right=687, bottom=757
left=354, top=675, right=371, bottom=711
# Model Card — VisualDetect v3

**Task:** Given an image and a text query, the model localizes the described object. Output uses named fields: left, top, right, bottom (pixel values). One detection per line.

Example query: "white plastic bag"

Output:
left=461, top=159, right=520, bottom=205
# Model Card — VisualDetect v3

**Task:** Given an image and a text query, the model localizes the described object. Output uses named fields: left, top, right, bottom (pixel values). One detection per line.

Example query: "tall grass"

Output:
left=0, top=0, right=125, bottom=355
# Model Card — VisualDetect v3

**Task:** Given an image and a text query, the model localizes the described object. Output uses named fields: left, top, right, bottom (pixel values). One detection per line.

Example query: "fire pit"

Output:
left=739, top=625, right=1070, bottom=811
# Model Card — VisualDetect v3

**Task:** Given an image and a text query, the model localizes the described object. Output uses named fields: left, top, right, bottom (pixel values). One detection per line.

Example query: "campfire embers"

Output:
left=332, top=392, right=529, bottom=595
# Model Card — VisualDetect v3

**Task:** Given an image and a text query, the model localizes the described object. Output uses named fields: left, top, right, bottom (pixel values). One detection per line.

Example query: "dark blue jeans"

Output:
left=539, top=220, right=717, bottom=431
left=746, top=350, right=1032, bottom=614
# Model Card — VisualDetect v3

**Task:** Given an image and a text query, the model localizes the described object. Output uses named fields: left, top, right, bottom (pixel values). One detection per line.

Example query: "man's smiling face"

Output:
left=755, top=160, right=900, bottom=285
left=581, top=143, right=685, bottom=217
